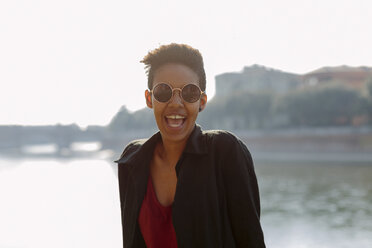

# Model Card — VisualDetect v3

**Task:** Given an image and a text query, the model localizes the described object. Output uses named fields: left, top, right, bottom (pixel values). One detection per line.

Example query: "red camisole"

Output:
left=138, top=176, right=178, bottom=248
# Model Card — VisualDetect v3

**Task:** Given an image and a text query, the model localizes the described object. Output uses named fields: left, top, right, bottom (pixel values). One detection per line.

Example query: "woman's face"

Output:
left=145, top=63, right=207, bottom=144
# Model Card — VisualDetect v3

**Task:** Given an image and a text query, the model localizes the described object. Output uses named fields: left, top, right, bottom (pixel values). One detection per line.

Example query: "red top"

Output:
left=138, top=176, right=178, bottom=248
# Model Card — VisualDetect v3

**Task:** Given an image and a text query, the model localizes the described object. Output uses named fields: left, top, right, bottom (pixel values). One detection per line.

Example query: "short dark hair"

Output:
left=141, top=43, right=206, bottom=91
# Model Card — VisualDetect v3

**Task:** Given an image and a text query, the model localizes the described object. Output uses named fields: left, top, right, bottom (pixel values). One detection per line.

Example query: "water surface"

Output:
left=1, top=158, right=371, bottom=248
left=256, top=161, right=372, bottom=248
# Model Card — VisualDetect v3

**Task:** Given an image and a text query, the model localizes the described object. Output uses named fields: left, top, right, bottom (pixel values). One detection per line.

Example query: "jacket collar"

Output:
left=115, top=124, right=208, bottom=165
left=183, top=124, right=208, bottom=155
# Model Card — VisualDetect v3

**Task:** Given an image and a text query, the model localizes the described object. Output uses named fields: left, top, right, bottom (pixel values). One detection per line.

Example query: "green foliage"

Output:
left=367, top=78, right=372, bottom=96
left=108, top=106, right=156, bottom=132
left=276, top=85, right=368, bottom=126
left=366, top=78, right=372, bottom=123
left=198, top=91, right=274, bottom=129
left=108, top=106, right=131, bottom=132
left=108, top=84, right=372, bottom=131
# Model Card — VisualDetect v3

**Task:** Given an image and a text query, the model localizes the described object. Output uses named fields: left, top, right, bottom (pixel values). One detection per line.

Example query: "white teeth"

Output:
left=166, top=115, right=185, bottom=119
left=169, top=122, right=182, bottom=127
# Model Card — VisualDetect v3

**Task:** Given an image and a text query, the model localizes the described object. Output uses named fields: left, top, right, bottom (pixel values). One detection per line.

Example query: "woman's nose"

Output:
left=169, top=89, right=183, bottom=105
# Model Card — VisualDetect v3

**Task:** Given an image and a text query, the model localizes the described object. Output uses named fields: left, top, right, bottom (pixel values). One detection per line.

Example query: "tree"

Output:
left=276, top=85, right=367, bottom=126
left=198, top=91, right=274, bottom=130
left=108, top=106, right=156, bottom=132
left=366, top=78, right=372, bottom=124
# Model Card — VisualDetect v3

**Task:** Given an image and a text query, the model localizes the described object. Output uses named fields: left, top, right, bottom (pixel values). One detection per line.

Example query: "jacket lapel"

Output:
left=120, top=132, right=160, bottom=247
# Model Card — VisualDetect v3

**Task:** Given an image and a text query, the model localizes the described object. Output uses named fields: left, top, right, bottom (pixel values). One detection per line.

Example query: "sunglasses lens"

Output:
left=153, top=83, right=172, bottom=102
left=152, top=83, right=202, bottom=103
left=182, top=84, right=201, bottom=103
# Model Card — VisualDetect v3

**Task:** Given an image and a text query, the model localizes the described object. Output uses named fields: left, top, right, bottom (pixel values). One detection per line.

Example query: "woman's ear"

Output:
left=199, top=93, right=207, bottom=112
left=145, top=90, right=153, bottom=109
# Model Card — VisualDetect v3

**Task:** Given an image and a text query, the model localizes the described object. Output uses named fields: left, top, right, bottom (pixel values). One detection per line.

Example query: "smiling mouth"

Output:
left=165, top=115, right=186, bottom=128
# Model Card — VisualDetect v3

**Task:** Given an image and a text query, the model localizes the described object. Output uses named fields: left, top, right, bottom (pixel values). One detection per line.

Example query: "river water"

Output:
left=0, top=157, right=371, bottom=248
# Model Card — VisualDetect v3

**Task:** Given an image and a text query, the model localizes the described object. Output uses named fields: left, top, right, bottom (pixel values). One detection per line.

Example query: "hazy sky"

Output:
left=1, top=0, right=371, bottom=127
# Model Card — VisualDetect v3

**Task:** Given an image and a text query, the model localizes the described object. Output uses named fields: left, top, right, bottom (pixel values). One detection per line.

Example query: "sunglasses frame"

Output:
left=150, top=82, right=205, bottom=103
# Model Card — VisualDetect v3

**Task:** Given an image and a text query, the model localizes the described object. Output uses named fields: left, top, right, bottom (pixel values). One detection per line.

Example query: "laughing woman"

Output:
left=115, top=43, right=265, bottom=248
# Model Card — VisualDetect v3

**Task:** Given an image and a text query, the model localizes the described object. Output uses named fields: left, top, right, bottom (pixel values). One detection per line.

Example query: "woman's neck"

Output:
left=156, top=138, right=187, bottom=168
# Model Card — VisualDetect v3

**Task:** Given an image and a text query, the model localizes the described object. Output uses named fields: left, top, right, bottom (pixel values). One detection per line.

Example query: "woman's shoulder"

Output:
left=203, top=129, right=244, bottom=148
left=202, top=129, right=252, bottom=160
left=202, top=129, right=255, bottom=174
left=115, top=138, right=147, bottom=163
left=125, top=139, right=148, bottom=149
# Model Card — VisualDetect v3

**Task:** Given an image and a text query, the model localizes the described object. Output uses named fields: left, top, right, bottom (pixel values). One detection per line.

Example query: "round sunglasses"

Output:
left=150, top=83, right=204, bottom=103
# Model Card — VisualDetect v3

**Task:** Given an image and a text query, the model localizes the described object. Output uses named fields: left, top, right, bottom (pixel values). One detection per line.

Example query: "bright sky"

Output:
left=1, top=0, right=371, bottom=127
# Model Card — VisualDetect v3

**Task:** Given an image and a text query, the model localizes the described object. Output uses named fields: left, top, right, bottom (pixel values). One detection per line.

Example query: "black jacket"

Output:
left=115, top=125, right=265, bottom=248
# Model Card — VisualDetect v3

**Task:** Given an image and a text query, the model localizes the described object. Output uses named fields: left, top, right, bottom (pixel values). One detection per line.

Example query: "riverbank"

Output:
left=1, top=126, right=372, bottom=164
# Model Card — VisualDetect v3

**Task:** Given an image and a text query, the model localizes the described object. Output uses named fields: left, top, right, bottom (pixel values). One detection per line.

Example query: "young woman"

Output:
left=115, top=43, right=265, bottom=248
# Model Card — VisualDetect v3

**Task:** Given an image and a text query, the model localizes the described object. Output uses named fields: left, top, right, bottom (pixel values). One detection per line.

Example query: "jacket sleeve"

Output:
left=116, top=141, right=147, bottom=248
left=117, top=143, right=134, bottom=224
left=219, top=133, right=265, bottom=248
left=117, top=141, right=143, bottom=206
left=117, top=143, right=135, bottom=198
